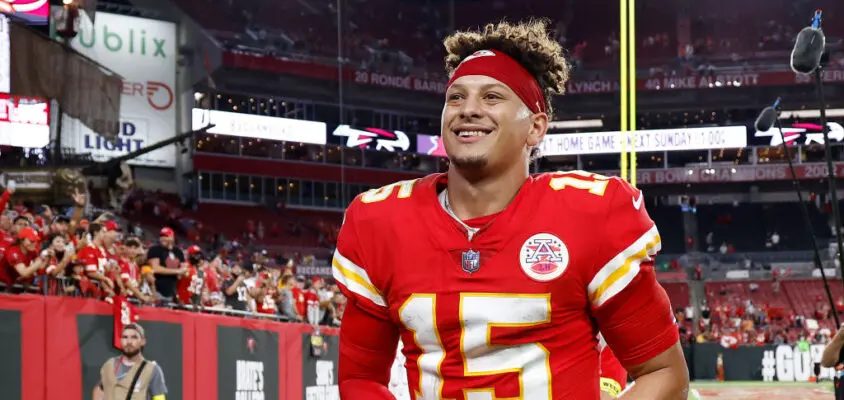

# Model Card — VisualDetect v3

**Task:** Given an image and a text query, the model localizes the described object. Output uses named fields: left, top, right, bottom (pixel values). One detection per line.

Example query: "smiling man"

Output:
left=333, top=20, right=688, bottom=399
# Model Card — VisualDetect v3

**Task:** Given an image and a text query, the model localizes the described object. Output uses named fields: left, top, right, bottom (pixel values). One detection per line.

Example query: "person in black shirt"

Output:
left=222, top=262, right=252, bottom=312
left=146, top=227, right=187, bottom=302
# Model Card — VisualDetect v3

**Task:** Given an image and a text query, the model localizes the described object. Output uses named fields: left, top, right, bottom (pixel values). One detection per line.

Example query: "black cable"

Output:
left=773, top=111, right=839, bottom=327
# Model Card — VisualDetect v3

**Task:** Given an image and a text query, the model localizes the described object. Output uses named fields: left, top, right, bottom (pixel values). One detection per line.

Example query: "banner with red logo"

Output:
left=112, top=296, right=139, bottom=349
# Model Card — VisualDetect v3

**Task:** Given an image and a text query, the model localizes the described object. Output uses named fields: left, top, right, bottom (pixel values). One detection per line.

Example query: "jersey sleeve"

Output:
left=118, top=261, right=135, bottom=285
left=332, top=198, right=389, bottom=318
left=76, top=247, right=99, bottom=273
left=332, top=198, right=399, bottom=393
left=586, top=178, right=678, bottom=368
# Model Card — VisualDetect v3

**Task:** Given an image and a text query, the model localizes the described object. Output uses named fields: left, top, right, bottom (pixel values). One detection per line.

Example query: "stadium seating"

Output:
left=705, top=280, right=791, bottom=310
left=171, top=0, right=844, bottom=78
left=781, top=279, right=844, bottom=320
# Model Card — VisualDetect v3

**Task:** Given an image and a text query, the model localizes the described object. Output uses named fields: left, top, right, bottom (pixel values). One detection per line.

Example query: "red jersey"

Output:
left=304, top=289, right=320, bottom=324
left=256, top=287, right=278, bottom=315
left=118, top=258, right=140, bottom=293
left=0, top=245, right=38, bottom=286
left=104, top=250, right=121, bottom=286
left=204, top=266, right=219, bottom=292
left=0, top=230, right=14, bottom=248
left=598, top=335, right=628, bottom=396
left=176, top=264, right=203, bottom=304
left=292, top=286, right=307, bottom=317
left=76, top=245, right=109, bottom=275
left=332, top=172, right=677, bottom=399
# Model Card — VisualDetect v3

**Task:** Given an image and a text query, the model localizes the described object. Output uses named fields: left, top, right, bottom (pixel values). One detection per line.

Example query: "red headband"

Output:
left=446, top=49, right=546, bottom=114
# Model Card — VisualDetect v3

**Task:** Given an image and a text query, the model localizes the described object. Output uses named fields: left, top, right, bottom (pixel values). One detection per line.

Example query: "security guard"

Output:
left=93, top=323, right=168, bottom=400
left=821, top=324, right=844, bottom=400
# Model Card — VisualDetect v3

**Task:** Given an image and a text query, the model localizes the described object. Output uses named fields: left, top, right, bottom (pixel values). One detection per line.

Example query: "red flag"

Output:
left=112, top=296, right=139, bottom=349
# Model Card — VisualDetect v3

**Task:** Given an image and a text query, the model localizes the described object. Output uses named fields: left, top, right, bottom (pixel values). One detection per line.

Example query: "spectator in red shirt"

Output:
left=76, top=222, right=116, bottom=297
left=42, top=233, right=75, bottom=290
left=0, top=227, right=48, bottom=290
left=117, top=238, right=153, bottom=303
left=204, top=256, right=222, bottom=293
left=256, top=285, right=279, bottom=316
left=176, top=245, right=205, bottom=307
left=303, top=277, right=322, bottom=325
left=291, top=275, right=307, bottom=319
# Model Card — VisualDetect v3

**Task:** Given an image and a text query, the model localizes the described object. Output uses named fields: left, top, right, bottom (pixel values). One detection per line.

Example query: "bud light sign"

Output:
left=82, top=120, right=150, bottom=158
left=58, top=11, right=177, bottom=167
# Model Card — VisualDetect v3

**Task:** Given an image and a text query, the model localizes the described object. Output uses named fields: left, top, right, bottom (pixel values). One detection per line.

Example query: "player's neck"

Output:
left=446, top=165, right=527, bottom=220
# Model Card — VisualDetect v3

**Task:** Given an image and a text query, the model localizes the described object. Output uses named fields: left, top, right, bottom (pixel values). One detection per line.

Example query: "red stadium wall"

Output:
left=0, top=294, right=339, bottom=400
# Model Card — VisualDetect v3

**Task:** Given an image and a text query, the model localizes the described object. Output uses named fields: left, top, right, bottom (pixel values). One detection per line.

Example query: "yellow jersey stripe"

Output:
left=588, top=225, right=661, bottom=307
left=332, top=250, right=387, bottom=307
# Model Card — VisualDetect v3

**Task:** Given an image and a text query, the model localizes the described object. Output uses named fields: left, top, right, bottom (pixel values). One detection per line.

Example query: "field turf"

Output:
left=688, top=380, right=834, bottom=399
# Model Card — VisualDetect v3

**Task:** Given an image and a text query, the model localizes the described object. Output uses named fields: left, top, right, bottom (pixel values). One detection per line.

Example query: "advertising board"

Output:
left=192, top=108, right=327, bottom=145
left=60, top=12, right=177, bottom=167
left=0, top=94, right=49, bottom=148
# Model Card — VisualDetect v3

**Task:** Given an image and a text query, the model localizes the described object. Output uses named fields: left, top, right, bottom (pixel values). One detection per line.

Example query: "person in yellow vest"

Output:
left=92, top=323, right=167, bottom=400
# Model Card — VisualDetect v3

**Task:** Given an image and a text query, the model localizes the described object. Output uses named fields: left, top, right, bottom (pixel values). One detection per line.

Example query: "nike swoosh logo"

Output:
left=632, top=191, right=644, bottom=210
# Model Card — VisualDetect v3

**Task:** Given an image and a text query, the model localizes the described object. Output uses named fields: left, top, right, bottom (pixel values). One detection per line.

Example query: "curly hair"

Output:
left=443, top=19, right=570, bottom=119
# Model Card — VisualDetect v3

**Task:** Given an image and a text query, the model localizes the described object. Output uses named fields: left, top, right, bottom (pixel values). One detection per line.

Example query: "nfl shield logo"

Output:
left=461, top=250, right=481, bottom=274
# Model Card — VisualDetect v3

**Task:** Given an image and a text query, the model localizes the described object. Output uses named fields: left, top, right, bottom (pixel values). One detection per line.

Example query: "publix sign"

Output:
left=55, top=11, right=177, bottom=167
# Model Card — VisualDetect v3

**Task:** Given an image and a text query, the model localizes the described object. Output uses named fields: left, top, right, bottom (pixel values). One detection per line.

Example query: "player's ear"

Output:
left=526, top=111, right=548, bottom=147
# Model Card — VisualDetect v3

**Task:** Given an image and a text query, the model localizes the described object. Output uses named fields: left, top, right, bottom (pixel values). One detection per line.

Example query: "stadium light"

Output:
left=547, top=119, right=604, bottom=130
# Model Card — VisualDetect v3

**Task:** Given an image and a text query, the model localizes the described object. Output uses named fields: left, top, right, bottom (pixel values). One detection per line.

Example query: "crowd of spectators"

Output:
left=687, top=293, right=838, bottom=348
left=0, top=179, right=346, bottom=327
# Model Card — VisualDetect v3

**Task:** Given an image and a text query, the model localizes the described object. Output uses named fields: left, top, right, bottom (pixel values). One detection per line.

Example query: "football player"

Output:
left=332, top=20, right=688, bottom=399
